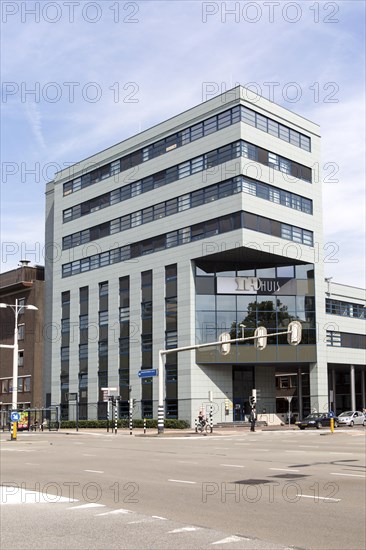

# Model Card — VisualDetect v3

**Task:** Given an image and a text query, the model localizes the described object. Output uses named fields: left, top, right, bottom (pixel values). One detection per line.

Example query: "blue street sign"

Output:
left=10, top=412, right=20, bottom=422
left=329, top=411, right=334, bottom=418
left=138, top=369, right=158, bottom=378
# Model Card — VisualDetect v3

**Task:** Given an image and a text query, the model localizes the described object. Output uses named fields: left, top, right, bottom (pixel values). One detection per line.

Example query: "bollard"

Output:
left=11, top=422, right=17, bottom=441
left=143, top=418, right=146, bottom=435
left=209, top=405, right=213, bottom=433
left=330, top=417, right=334, bottom=433
left=195, top=418, right=198, bottom=433
left=114, top=401, right=118, bottom=435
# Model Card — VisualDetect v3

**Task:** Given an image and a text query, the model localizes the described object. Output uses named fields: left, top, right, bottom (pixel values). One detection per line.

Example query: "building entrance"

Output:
left=233, top=365, right=254, bottom=421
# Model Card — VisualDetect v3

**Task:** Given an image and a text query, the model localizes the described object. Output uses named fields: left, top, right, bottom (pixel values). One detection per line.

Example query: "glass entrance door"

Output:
left=233, top=365, right=254, bottom=421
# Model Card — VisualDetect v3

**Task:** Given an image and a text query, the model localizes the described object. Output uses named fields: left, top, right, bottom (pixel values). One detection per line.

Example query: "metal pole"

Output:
left=209, top=404, right=213, bottom=433
left=129, top=400, right=133, bottom=435
left=114, top=399, right=118, bottom=435
left=76, top=395, right=79, bottom=432
left=157, top=351, right=164, bottom=435
left=10, top=300, right=19, bottom=441
left=107, top=399, right=110, bottom=433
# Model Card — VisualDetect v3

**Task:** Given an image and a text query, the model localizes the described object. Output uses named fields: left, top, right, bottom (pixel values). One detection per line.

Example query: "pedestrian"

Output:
left=250, top=407, right=256, bottom=432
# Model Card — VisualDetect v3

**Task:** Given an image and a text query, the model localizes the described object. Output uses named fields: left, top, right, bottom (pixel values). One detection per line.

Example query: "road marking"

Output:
left=269, top=468, right=300, bottom=472
left=1, top=487, right=77, bottom=505
left=220, top=464, right=245, bottom=468
left=177, top=460, right=199, bottom=465
left=24, top=463, right=39, bottom=466
left=84, top=469, right=104, bottom=474
left=168, top=527, right=200, bottom=533
left=212, top=535, right=246, bottom=545
left=82, top=454, right=96, bottom=457
left=298, top=445, right=319, bottom=448
left=329, top=452, right=354, bottom=455
left=152, top=515, right=167, bottom=520
left=68, top=503, right=105, bottom=510
left=168, top=479, right=196, bottom=484
left=96, top=509, right=131, bottom=516
left=285, top=450, right=303, bottom=453
left=297, top=495, right=341, bottom=502
left=330, top=472, right=366, bottom=478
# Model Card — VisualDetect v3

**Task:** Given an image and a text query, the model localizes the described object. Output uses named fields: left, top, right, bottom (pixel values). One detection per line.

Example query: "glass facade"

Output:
left=195, top=264, right=316, bottom=347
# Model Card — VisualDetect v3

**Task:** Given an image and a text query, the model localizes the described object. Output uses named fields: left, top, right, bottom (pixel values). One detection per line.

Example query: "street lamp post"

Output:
left=0, top=299, right=38, bottom=440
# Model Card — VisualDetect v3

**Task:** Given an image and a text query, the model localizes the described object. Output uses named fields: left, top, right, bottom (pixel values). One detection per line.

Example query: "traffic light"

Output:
left=287, top=321, right=302, bottom=346
left=254, top=326, right=267, bottom=350
left=219, top=332, right=231, bottom=355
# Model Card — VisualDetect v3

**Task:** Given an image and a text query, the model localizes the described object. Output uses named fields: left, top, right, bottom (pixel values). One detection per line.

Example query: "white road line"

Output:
left=330, top=472, right=366, bottom=478
left=212, top=535, right=246, bottom=545
left=177, top=460, right=199, bottom=464
left=297, top=495, right=341, bottom=502
left=269, top=468, right=300, bottom=472
left=285, top=450, right=303, bottom=453
left=82, top=454, right=96, bottom=457
left=329, top=452, right=354, bottom=455
left=168, top=479, right=196, bottom=484
left=96, top=509, right=131, bottom=516
left=298, top=445, right=319, bottom=448
left=220, top=464, right=245, bottom=468
left=84, top=469, right=104, bottom=473
left=152, top=515, right=167, bottom=520
left=68, top=503, right=105, bottom=510
left=168, top=527, right=200, bottom=533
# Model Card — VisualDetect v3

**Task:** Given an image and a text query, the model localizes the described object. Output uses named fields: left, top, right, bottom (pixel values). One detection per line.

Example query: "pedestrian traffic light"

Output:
left=287, top=321, right=302, bottom=346
left=219, top=332, right=231, bottom=355
left=254, top=326, right=267, bottom=350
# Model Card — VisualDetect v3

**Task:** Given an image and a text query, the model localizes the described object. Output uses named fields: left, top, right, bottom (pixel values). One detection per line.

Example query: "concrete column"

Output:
left=331, top=368, right=337, bottom=413
left=361, top=370, right=366, bottom=409
left=309, top=362, right=328, bottom=413
left=297, top=367, right=303, bottom=419
left=350, top=365, right=356, bottom=411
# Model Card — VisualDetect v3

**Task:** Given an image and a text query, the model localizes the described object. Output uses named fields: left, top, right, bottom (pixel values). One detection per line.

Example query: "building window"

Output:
left=18, top=324, right=25, bottom=340
left=99, top=311, right=108, bottom=326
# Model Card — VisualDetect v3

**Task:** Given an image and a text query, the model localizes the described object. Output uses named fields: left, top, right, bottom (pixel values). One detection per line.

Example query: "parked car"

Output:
left=297, top=413, right=339, bottom=430
left=337, top=411, right=366, bottom=427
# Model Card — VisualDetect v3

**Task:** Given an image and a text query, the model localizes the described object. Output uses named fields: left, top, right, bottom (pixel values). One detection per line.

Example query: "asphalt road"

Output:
left=1, top=428, right=365, bottom=549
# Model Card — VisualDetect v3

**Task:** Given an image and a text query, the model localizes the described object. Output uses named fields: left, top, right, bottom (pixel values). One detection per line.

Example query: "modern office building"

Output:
left=0, top=261, right=45, bottom=424
left=45, top=86, right=365, bottom=425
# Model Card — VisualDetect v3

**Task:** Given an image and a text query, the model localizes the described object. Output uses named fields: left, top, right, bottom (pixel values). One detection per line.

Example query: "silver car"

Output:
left=337, top=411, right=366, bottom=427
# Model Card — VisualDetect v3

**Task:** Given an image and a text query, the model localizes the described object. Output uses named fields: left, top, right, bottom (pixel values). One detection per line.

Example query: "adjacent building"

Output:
left=44, top=86, right=365, bottom=425
left=0, top=261, right=45, bottom=424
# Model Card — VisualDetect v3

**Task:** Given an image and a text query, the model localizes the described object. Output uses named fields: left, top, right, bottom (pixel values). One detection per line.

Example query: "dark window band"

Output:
left=62, top=211, right=313, bottom=278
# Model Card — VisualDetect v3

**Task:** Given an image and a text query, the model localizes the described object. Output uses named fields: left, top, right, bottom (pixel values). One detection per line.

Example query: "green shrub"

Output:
left=59, top=418, right=190, bottom=429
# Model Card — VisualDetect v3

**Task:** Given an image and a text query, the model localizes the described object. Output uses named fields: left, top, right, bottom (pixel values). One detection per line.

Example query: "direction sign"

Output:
left=10, top=412, right=20, bottom=422
left=138, top=369, right=158, bottom=378
left=329, top=411, right=334, bottom=418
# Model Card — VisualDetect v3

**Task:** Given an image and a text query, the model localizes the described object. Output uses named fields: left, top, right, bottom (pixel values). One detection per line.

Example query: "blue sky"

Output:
left=1, top=0, right=365, bottom=286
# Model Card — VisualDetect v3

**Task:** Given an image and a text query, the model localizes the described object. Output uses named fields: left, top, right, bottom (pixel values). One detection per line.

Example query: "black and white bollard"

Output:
left=114, top=400, right=118, bottom=435
left=157, top=405, right=164, bottom=435
left=209, top=405, right=213, bottom=433
left=143, top=418, right=146, bottom=435
left=129, top=403, right=133, bottom=435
